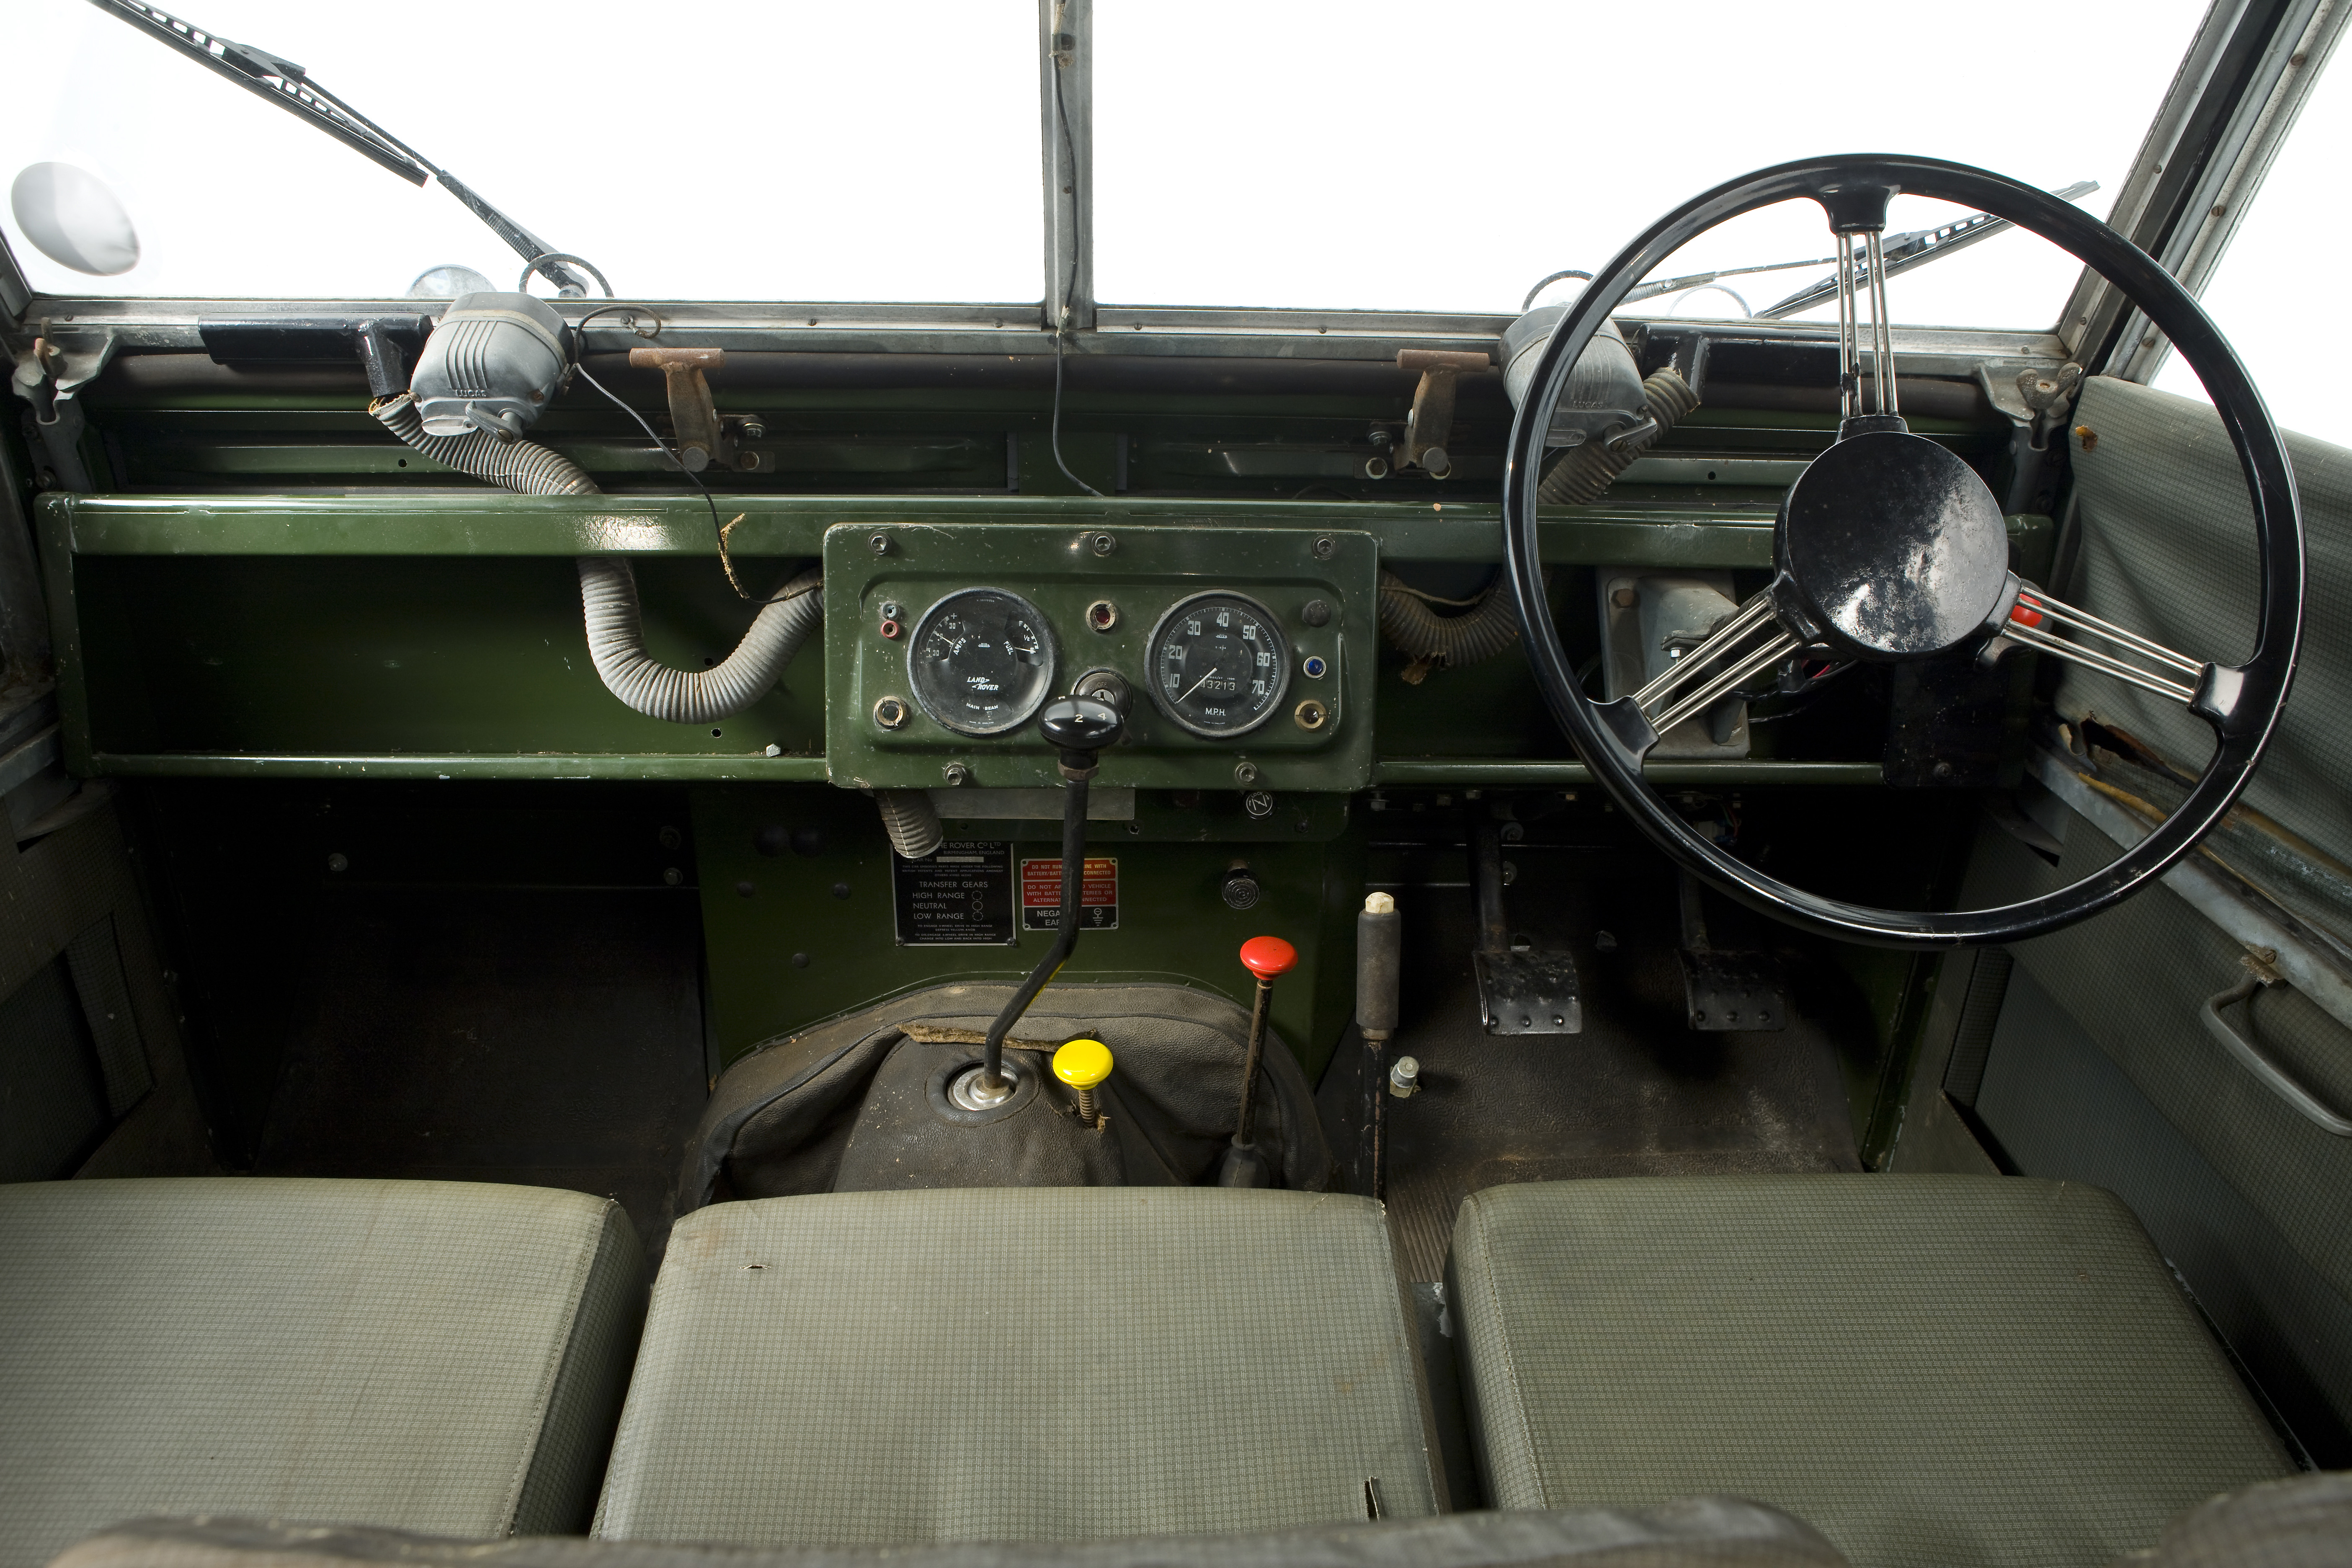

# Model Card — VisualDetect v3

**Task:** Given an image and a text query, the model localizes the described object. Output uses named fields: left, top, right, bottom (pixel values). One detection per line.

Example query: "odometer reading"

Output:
left=1148, top=591, right=1291, bottom=739
left=906, top=588, right=1059, bottom=737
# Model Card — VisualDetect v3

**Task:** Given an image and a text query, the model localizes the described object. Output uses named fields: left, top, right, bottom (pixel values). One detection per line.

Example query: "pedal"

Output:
left=1474, top=946, right=1583, bottom=1034
left=1675, top=947, right=1786, bottom=1031
left=1675, top=870, right=1786, bottom=1032
left=1469, top=813, right=1581, bottom=1035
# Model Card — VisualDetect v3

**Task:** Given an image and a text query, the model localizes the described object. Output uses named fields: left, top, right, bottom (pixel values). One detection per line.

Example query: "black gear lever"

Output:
left=967, top=696, right=1125, bottom=1103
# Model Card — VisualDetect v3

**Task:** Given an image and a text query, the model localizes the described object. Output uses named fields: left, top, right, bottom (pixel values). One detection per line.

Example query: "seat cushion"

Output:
left=56, top=1497, right=1852, bottom=1568
left=594, top=1187, right=1441, bottom=1546
left=0, top=1178, right=645, bottom=1568
left=1447, top=1175, right=2294, bottom=1568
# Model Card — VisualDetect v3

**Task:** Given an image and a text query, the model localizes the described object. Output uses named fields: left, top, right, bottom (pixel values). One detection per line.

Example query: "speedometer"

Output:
left=1148, top=591, right=1291, bottom=739
left=906, top=588, right=1059, bottom=737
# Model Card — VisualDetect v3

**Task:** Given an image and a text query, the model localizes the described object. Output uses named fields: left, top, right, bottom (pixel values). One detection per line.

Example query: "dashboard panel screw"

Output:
left=942, top=763, right=972, bottom=786
left=1313, top=536, right=1337, bottom=560
left=868, top=532, right=890, bottom=555
left=1091, top=532, right=1117, bottom=556
left=1233, top=760, right=1260, bottom=787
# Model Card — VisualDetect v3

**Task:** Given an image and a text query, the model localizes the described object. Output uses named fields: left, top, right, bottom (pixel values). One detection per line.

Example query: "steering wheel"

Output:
left=1503, top=155, right=2304, bottom=948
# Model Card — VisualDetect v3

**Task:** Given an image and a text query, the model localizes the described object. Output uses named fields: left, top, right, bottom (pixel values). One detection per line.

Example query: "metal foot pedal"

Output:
left=1676, top=871, right=1786, bottom=1032
left=1469, top=815, right=1581, bottom=1035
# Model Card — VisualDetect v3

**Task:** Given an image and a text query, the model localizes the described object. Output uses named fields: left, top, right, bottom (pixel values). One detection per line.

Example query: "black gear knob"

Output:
left=1039, top=695, right=1124, bottom=776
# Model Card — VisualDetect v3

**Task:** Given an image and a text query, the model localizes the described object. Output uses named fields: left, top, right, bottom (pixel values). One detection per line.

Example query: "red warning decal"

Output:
left=1020, top=856, right=1119, bottom=931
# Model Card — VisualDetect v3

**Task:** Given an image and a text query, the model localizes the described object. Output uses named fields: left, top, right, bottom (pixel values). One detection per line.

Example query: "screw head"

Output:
left=1090, top=532, right=1117, bottom=556
left=867, top=532, right=890, bottom=555
left=1233, top=760, right=1261, bottom=787
left=941, top=762, right=972, bottom=786
left=878, top=600, right=903, bottom=621
left=1312, top=536, right=1337, bottom=560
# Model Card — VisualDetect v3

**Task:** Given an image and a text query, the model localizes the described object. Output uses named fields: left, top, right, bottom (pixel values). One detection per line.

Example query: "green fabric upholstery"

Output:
left=0, top=1178, right=645, bottom=1568
left=1447, top=1175, right=2293, bottom=1568
left=594, top=1187, right=1441, bottom=1546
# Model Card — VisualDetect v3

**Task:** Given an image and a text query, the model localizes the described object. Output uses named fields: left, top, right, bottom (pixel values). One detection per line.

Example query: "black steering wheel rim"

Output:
left=1502, top=153, right=2305, bottom=949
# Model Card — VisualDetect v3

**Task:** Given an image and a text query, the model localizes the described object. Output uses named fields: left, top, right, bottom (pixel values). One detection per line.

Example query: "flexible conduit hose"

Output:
left=1535, top=367, right=1700, bottom=506
left=1375, top=369, right=1700, bottom=680
left=1377, top=571, right=1524, bottom=672
left=371, top=393, right=822, bottom=725
left=875, top=789, right=944, bottom=860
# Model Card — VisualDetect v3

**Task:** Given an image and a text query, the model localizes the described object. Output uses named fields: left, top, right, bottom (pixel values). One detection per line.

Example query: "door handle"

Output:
left=2201, top=953, right=2352, bottom=1137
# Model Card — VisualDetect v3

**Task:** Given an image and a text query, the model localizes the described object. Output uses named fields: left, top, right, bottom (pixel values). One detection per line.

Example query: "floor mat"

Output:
left=252, top=888, right=708, bottom=1272
left=1322, top=849, right=1863, bottom=1282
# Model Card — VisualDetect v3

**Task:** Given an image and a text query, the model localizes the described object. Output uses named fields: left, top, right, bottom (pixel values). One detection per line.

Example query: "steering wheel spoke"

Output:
left=1629, top=593, right=1803, bottom=740
left=1999, top=585, right=2206, bottom=705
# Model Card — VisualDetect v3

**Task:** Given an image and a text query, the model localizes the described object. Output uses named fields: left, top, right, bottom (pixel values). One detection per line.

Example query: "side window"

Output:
left=2151, top=48, right=2352, bottom=448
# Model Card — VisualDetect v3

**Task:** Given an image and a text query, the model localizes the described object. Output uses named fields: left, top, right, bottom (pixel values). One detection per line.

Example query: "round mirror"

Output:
left=9, top=163, right=139, bottom=276
left=407, top=264, right=495, bottom=299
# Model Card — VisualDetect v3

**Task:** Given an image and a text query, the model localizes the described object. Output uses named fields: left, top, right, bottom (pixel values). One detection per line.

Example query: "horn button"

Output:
left=1773, top=427, right=2010, bottom=660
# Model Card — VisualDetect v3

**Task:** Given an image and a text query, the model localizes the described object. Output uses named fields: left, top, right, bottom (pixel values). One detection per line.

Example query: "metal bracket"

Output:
left=1394, top=349, right=1491, bottom=479
left=9, top=331, right=118, bottom=491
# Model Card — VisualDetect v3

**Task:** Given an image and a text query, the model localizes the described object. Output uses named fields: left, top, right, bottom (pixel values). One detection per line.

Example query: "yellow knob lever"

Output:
left=1053, top=1038, right=1113, bottom=1128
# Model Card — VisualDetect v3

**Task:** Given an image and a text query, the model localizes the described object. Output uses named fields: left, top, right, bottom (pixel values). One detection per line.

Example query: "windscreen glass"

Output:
left=1093, top=1, right=2207, bottom=330
left=2152, top=44, right=2352, bottom=449
left=0, top=0, right=1042, bottom=301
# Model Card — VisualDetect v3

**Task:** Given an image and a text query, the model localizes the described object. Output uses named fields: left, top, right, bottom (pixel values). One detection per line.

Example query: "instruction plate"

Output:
left=893, top=840, right=1015, bottom=946
left=1020, top=856, right=1119, bottom=931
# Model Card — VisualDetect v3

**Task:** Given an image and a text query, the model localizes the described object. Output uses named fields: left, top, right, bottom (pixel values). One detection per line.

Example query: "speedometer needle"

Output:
left=1176, top=666, right=1223, bottom=704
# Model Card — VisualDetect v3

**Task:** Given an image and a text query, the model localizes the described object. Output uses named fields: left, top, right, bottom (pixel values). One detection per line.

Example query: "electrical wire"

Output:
left=1046, top=27, right=1103, bottom=499
left=564, top=305, right=807, bottom=606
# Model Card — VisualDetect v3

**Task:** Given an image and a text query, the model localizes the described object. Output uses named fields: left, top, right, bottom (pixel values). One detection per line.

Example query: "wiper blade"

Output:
left=1754, top=180, right=2097, bottom=319
left=88, top=0, right=594, bottom=294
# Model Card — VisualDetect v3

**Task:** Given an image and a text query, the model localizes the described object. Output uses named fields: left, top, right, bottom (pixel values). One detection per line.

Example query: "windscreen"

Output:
left=3, top=0, right=2211, bottom=323
left=1093, top=0, right=2208, bottom=329
left=0, top=0, right=1042, bottom=302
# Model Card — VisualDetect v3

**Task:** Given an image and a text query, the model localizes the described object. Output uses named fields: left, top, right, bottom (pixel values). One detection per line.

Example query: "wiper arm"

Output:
left=87, top=0, right=596, bottom=295
left=1754, top=180, right=2097, bottom=319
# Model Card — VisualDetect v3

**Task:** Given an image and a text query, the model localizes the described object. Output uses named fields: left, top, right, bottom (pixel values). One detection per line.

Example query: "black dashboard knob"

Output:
left=1039, top=695, right=1124, bottom=754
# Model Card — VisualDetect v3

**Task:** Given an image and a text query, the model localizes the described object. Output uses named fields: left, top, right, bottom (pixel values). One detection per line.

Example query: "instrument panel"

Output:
left=823, top=522, right=1377, bottom=792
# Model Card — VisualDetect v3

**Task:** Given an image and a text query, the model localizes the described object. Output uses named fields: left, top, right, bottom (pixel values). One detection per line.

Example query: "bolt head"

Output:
left=942, top=763, right=972, bottom=786
left=1313, top=536, right=1337, bottom=560
left=1091, top=532, right=1117, bottom=556
left=867, top=532, right=890, bottom=555
left=1233, top=760, right=1261, bottom=787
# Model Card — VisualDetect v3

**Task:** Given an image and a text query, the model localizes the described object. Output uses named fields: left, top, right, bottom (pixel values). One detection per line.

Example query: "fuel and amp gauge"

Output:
left=905, top=588, right=1060, bottom=737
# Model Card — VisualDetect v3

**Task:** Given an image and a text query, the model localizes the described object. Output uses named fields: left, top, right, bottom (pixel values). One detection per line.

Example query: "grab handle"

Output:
left=2201, top=953, right=2352, bottom=1137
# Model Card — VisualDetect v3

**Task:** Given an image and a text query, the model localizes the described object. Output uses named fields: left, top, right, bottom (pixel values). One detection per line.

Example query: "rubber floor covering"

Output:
left=1321, top=847, right=1864, bottom=1283
left=251, top=888, right=708, bottom=1272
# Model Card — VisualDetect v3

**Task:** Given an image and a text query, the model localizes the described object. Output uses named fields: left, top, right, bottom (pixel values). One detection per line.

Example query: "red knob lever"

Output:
left=1240, top=935, right=1298, bottom=979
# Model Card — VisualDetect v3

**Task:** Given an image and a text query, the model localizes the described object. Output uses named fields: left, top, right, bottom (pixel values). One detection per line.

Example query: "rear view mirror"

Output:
left=10, top=162, right=139, bottom=276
